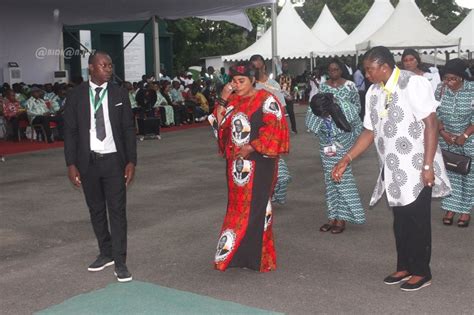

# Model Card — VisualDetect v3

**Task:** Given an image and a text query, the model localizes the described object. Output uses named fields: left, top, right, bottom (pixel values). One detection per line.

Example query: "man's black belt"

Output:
left=90, top=151, right=117, bottom=160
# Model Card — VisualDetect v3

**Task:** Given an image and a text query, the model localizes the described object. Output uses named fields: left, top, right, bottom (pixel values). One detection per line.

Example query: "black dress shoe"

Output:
left=88, top=255, right=114, bottom=272
left=383, top=274, right=411, bottom=285
left=114, top=264, right=133, bottom=282
left=400, top=276, right=432, bottom=292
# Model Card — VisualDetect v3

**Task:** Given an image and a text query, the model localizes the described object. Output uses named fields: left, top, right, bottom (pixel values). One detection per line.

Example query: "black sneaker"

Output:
left=114, top=265, right=133, bottom=282
left=400, top=276, right=432, bottom=292
left=87, top=255, right=114, bottom=272
left=383, top=273, right=412, bottom=285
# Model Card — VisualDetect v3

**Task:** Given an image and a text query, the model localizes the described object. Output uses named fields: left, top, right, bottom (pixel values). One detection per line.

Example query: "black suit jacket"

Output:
left=63, top=82, right=137, bottom=174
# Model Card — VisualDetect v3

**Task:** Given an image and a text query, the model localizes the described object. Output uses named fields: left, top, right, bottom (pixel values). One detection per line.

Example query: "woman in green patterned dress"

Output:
left=305, top=62, right=365, bottom=233
left=436, top=59, right=474, bottom=227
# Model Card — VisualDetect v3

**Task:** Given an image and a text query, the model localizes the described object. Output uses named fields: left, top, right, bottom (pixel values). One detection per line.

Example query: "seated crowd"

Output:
left=1, top=82, right=69, bottom=142
left=128, top=67, right=228, bottom=127
left=0, top=66, right=229, bottom=142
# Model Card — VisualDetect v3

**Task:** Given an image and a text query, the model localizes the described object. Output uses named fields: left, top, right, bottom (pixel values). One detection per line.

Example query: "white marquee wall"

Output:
left=0, top=7, right=62, bottom=84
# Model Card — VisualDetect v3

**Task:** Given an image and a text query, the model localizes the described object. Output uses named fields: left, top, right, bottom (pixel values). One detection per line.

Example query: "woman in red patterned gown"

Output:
left=209, top=62, right=289, bottom=272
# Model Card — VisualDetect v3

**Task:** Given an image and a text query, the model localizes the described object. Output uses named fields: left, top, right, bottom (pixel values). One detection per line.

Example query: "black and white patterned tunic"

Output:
left=363, top=68, right=451, bottom=207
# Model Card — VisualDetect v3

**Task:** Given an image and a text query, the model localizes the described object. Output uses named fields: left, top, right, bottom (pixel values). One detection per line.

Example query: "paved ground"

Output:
left=1, top=105, right=472, bottom=314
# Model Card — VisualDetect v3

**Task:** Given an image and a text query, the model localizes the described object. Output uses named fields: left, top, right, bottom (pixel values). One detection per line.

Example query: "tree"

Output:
left=165, top=7, right=268, bottom=74
left=296, top=0, right=372, bottom=34
left=401, top=0, right=469, bottom=34
left=296, top=0, right=469, bottom=35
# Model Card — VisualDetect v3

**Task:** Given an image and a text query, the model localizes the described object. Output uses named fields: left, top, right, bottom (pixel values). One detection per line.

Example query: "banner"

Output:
left=123, top=32, right=146, bottom=83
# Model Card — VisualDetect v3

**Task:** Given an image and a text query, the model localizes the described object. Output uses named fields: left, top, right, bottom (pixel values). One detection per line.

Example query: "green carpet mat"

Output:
left=36, top=281, right=283, bottom=315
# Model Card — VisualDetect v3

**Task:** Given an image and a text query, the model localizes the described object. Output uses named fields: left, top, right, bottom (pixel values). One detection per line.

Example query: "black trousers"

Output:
left=32, top=115, right=63, bottom=140
left=392, top=186, right=432, bottom=278
left=172, top=104, right=187, bottom=124
left=285, top=99, right=297, bottom=133
left=81, top=153, right=127, bottom=267
left=6, top=113, right=27, bottom=140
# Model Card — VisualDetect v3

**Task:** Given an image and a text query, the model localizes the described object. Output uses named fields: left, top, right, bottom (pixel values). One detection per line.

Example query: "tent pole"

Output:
left=123, top=18, right=152, bottom=51
left=59, top=27, right=65, bottom=71
left=63, top=28, right=92, bottom=54
left=458, top=39, right=461, bottom=58
left=271, top=2, right=278, bottom=76
left=152, top=15, right=161, bottom=78
left=434, top=48, right=438, bottom=67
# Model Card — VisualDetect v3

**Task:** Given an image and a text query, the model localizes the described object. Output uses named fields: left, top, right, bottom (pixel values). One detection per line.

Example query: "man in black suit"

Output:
left=64, top=51, right=137, bottom=282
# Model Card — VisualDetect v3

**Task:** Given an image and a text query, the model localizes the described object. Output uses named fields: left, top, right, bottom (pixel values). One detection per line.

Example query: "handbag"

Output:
left=441, top=146, right=471, bottom=175
left=310, top=93, right=351, bottom=132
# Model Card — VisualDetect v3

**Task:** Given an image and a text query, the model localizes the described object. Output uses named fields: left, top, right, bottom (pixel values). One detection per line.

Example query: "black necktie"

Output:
left=94, top=87, right=106, bottom=141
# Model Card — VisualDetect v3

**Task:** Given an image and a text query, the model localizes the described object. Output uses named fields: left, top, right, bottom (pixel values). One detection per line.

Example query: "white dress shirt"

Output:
left=89, top=81, right=117, bottom=153
left=363, top=68, right=451, bottom=207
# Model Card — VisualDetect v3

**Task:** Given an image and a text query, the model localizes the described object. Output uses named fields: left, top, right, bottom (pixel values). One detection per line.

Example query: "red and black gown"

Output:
left=209, top=89, right=289, bottom=272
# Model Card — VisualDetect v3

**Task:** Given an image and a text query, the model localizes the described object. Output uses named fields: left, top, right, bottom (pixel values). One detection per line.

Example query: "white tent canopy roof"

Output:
left=318, top=0, right=394, bottom=56
left=222, top=1, right=329, bottom=61
left=355, top=0, right=460, bottom=51
left=0, top=0, right=275, bottom=83
left=2, top=0, right=276, bottom=30
left=449, top=9, right=473, bottom=52
left=310, top=5, right=347, bottom=47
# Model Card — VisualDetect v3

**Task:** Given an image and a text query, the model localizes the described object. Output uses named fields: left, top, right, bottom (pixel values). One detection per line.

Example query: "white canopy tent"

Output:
left=449, top=9, right=473, bottom=53
left=355, top=0, right=460, bottom=54
left=310, top=5, right=347, bottom=47
left=318, top=0, right=394, bottom=57
left=222, top=1, right=329, bottom=61
left=0, top=0, right=275, bottom=83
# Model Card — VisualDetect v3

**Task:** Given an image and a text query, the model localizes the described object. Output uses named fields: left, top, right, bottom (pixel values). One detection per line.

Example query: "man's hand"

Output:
left=68, top=165, right=81, bottom=187
left=124, top=162, right=135, bottom=186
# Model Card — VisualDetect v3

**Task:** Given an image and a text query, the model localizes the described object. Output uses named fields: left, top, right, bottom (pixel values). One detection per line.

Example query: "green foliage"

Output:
left=166, top=7, right=269, bottom=74
left=412, top=0, right=469, bottom=34
left=296, top=0, right=372, bottom=33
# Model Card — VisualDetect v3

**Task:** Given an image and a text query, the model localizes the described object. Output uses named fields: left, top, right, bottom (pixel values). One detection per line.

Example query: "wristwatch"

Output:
left=423, top=164, right=431, bottom=171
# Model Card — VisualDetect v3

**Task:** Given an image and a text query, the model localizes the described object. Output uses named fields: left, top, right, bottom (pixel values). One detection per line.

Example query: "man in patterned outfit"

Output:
left=332, top=46, right=451, bottom=291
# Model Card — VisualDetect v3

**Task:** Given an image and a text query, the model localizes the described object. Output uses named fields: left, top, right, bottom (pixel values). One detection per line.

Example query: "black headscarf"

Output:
left=443, top=58, right=468, bottom=79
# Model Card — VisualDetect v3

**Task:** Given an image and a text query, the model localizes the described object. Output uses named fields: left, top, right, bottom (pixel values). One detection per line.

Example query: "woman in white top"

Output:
left=332, top=46, right=451, bottom=292
left=401, top=49, right=441, bottom=93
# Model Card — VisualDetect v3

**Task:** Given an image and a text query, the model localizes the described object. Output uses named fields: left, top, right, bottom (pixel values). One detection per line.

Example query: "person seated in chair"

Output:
left=123, top=82, right=139, bottom=114
left=189, top=82, right=209, bottom=122
left=135, top=83, right=156, bottom=119
left=12, top=83, right=27, bottom=106
left=151, top=81, right=174, bottom=126
left=170, top=79, right=188, bottom=124
left=161, top=80, right=186, bottom=125
left=2, top=89, right=28, bottom=141
left=43, top=83, right=56, bottom=101
left=50, top=84, right=68, bottom=114
left=25, top=87, right=61, bottom=143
